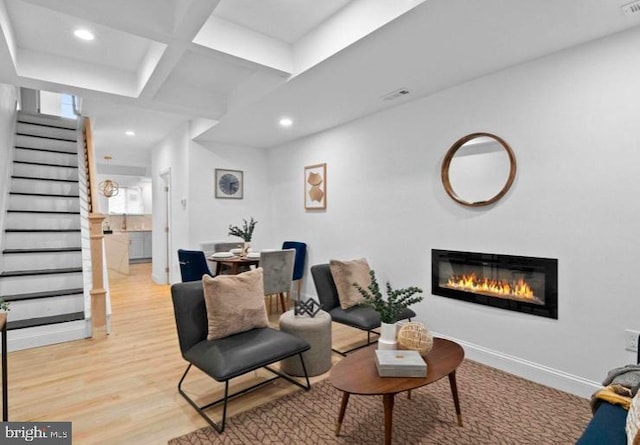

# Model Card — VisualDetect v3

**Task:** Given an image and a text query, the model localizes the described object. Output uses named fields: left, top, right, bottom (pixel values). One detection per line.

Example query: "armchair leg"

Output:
left=332, top=329, right=381, bottom=356
left=177, top=364, right=229, bottom=433
left=177, top=355, right=311, bottom=434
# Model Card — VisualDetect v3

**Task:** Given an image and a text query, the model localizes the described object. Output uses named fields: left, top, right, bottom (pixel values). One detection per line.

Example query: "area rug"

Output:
left=169, top=360, right=592, bottom=444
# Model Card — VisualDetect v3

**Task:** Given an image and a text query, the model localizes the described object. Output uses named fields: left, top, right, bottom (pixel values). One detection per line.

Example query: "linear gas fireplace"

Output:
left=432, top=250, right=558, bottom=319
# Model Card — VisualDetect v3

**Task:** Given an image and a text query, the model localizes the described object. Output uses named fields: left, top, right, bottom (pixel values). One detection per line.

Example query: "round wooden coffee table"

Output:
left=329, top=338, right=464, bottom=445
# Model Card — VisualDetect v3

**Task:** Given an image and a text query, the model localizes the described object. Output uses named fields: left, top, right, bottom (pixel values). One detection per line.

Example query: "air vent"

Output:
left=622, top=0, right=640, bottom=16
left=381, top=88, right=410, bottom=101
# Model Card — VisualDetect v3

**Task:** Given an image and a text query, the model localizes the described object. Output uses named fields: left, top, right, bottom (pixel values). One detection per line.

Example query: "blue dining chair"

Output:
left=177, top=249, right=212, bottom=282
left=281, top=241, right=307, bottom=299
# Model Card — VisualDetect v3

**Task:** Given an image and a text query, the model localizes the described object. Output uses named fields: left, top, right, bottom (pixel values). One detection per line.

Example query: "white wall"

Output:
left=151, top=123, right=190, bottom=284
left=151, top=123, right=272, bottom=284
left=187, top=140, right=272, bottom=252
left=266, top=27, right=640, bottom=396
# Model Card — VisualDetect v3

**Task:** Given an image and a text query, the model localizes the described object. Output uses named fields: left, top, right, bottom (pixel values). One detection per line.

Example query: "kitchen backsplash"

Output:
left=104, top=214, right=152, bottom=232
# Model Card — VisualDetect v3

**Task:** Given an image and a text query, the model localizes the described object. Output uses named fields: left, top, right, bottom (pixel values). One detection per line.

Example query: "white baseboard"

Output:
left=432, top=331, right=600, bottom=399
left=7, top=320, right=87, bottom=351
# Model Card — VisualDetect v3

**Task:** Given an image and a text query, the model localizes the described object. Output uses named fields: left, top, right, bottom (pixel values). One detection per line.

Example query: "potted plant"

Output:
left=228, top=217, right=258, bottom=256
left=353, top=270, right=423, bottom=349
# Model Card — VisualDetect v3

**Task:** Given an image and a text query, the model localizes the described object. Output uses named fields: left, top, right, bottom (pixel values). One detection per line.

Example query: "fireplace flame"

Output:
left=446, top=273, right=536, bottom=300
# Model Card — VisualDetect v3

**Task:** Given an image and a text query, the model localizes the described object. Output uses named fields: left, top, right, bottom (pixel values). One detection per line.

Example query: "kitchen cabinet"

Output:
left=129, top=231, right=152, bottom=260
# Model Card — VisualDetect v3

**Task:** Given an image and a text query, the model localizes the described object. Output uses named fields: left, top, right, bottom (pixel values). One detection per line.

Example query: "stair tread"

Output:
left=14, top=146, right=78, bottom=156
left=5, top=228, right=80, bottom=232
left=7, top=210, right=80, bottom=214
left=3, top=248, right=82, bottom=254
left=7, top=312, right=85, bottom=330
left=15, top=147, right=77, bottom=156
left=12, top=175, right=79, bottom=183
left=16, top=132, right=77, bottom=143
left=0, top=267, right=82, bottom=277
left=2, top=288, right=84, bottom=302
left=14, top=159, right=78, bottom=168
left=10, top=191, right=80, bottom=198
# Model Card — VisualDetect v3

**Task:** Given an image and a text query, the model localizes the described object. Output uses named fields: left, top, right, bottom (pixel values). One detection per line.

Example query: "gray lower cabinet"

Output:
left=129, top=231, right=151, bottom=260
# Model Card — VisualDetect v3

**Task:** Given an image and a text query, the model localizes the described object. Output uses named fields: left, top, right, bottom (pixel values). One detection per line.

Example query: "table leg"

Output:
left=215, top=262, right=222, bottom=275
left=335, top=392, right=350, bottom=436
left=448, top=370, right=463, bottom=427
left=231, top=263, right=239, bottom=275
left=383, top=394, right=395, bottom=445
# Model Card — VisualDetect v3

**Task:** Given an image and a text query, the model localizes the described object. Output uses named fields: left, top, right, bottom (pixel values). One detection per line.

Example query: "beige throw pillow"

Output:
left=329, top=258, right=371, bottom=310
left=627, top=390, right=640, bottom=445
left=202, top=268, right=269, bottom=341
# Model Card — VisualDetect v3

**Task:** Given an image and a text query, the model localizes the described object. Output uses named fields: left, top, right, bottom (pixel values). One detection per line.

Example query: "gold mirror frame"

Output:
left=441, top=132, right=517, bottom=207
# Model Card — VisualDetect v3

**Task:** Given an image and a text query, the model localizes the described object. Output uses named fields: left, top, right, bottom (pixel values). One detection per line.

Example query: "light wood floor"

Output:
left=5, top=263, right=367, bottom=444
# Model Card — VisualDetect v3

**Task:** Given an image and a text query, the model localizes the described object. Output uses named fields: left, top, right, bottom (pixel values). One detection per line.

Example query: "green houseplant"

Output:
left=228, top=217, right=258, bottom=242
left=353, top=270, right=423, bottom=324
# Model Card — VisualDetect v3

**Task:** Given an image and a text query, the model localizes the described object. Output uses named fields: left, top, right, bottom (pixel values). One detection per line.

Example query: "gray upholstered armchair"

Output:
left=171, top=280, right=310, bottom=432
left=311, top=263, right=415, bottom=355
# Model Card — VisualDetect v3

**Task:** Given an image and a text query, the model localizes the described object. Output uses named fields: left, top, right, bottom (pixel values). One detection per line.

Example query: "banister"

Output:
left=83, top=117, right=107, bottom=337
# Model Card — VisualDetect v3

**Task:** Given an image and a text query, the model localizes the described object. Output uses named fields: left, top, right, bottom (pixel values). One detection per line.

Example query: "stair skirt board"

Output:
left=14, top=135, right=77, bottom=153
left=6, top=212, right=81, bottom=230
left=16, top=122, right=78, bottom=141
left=13, top=163, right=79, bottom=181
left=8, top=294, right=84, bottom=321
left=2, top=252, right=82, bottom=272
left=0, top=272, right=84, bottom=295
left=17, top=112, right=78, bottom=130
left=6, top=319, right=88, bottom=352
left=4, top=231, right=81, bottom=249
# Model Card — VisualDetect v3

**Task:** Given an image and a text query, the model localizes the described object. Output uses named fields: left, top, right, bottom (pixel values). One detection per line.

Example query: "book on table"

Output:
left=375, top=349, right=427, bottom=377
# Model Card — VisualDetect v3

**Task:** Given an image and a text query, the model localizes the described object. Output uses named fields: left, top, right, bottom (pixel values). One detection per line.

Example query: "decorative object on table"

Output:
left=294, top=298, right=322, bottom=318
left=353, top=270, right=423, bottom=350
left=215, top=168, right=243, bottom=199
left=397, top=322, right=434, bottom=355
left=304, top=163, right=326, bottom=209
left=228, top=217, right=257, bottom=256
left=374, top=349, right=427, bottom=377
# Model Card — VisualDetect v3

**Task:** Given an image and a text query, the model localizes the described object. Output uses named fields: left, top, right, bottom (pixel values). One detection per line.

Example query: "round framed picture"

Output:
left=215, top=169, right=243, bottom=199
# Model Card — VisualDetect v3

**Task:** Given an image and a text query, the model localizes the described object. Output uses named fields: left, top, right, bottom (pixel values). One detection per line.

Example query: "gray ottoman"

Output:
left=279, top=309, right=332, bottom=377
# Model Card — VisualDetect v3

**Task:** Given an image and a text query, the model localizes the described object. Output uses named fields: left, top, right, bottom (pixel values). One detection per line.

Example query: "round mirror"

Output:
left=441, top=133, right=516, bottom=207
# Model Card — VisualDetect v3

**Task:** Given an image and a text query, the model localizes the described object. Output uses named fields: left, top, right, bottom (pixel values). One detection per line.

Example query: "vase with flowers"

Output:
left=228, top=217, right=257, bottom=256
left=353, top=270, right=423, bottom=349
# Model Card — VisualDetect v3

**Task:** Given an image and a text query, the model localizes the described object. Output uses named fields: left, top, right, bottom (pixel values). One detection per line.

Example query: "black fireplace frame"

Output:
left=431, top=249, right=558, bottom=319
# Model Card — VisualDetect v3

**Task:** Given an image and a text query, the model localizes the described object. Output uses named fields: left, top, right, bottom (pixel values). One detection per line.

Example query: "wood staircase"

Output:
left=0, top=112, right=88, bottom=349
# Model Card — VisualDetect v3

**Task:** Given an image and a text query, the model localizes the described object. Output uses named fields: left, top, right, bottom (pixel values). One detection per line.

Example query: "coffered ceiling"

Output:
left=0, top=0, right=638, bottom=171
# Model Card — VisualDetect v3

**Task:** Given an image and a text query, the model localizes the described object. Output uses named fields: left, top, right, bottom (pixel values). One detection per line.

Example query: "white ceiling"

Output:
left=0, top=0, right=639, bottom=172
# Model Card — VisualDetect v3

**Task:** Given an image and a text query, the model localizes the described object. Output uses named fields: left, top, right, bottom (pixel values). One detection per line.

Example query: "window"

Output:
left=108, top=187, right=144, bottom=214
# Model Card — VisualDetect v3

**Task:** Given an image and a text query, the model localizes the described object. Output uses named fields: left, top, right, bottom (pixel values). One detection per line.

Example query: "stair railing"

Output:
left=83, top=117, right=107, bottom=337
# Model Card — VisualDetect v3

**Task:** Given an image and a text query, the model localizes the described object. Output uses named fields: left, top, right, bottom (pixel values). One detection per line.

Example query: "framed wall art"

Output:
left=304, top=163, right=326, bottom=209
left=215, top=169, right=243, bottom=199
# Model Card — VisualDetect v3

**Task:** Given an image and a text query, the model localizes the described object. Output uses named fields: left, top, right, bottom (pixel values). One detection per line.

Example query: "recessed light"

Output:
left=74, top=29, right=95, bottom=41
left=125, top=130, right=135, bottom=136
left=279, top=117, right=293, bottom=127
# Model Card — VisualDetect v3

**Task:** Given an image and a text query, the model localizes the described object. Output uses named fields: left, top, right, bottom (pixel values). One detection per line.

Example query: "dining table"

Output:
left=208, top=254, right=260, bottom=275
